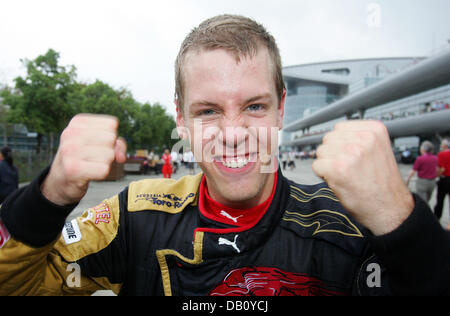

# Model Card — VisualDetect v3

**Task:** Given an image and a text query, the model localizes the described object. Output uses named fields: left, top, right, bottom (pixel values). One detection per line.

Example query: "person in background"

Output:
left=161, top=149, right=172, bottom=179
left=406, top=141, right=438, bottom=203
left=434, top=138, right=450, bottom=220
left=171, top=150, right=179, bottom=174
left=183, top=150, right=195, bottom=175
left=281, top=151, right=288, bottom=170
left=0, top=147, right=19, bottom=204
left=288, top=151, right=296, bottom=170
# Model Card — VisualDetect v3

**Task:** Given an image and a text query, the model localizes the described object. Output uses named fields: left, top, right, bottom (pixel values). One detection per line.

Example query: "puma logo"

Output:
left=218, top=235, right=240, bottom=253
left=220, top=210, right=243, bottom=223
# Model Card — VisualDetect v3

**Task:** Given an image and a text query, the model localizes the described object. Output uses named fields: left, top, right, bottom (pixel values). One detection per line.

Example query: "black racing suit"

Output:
left=0, top=167, right=449, bottom=295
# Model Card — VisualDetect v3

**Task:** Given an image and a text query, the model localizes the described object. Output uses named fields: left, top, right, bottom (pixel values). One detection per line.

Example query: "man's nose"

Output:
left=218, top=114, right=249, bottom=150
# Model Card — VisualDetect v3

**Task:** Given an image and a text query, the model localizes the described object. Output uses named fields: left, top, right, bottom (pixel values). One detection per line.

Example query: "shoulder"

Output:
left=413, top=156, right=423, bottom=167
left=127, top=173, right=203, bottom=214
left=0, top=161, right=17, bottom=174
left=54, top=173, right=204, bottom=262
left=287, top=180, right=339, bottom=203
left=54, top=194, right=121, bottom=262
left=281, top=179, right=367, bottom=254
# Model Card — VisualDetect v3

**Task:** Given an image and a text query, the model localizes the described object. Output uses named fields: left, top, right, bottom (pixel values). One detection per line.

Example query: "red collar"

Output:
left=197, top=171, right=277, bottom=232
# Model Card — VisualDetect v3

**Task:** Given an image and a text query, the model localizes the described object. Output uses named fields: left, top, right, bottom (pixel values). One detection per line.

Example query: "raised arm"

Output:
left=0, top=114, right=127, bottom=295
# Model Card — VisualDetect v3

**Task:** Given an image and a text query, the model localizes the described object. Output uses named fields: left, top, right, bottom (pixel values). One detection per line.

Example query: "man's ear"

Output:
left=277, top=89, right=286, bottom=130
left=175, top=99, right=187, bottom=139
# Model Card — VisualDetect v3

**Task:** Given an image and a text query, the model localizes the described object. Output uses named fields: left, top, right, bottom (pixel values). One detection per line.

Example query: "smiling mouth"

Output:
left=221, top=157, right=250, bottom=169
left=213, top=153, right=257, bottom=169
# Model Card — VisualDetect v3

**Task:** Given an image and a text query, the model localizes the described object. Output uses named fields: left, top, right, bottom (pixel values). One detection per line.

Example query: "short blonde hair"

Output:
left=175, top=14, right=285, bottom=112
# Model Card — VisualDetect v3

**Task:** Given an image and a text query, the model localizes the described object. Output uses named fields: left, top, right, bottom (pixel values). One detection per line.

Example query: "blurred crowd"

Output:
left=406, top=138, right=450, bottom=227
left=138, top=149, right=196, bottom=178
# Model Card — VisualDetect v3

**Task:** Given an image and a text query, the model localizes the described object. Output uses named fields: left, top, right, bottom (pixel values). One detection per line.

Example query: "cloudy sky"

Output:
left=1, top=0, right=449, bottom=117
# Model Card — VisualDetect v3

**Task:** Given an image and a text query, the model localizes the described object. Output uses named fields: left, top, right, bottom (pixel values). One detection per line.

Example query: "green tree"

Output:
left=130, top=102, right=176, bottom=152
left=1, top=49, right=177, bottom=156
left=149, top=103, right=177, bottom=150
left=130, top=103, right=155, bottom=150
left=68, top=80, right=139, bottom=139
left=2, top=49, right=78, bottom=153
left=0, top=87, right=13, bottom=147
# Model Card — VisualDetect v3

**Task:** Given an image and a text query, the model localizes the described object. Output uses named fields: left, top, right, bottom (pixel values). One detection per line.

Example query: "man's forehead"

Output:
left=184, top=46, right=272, bottom=69
left=182, top=48, right=276, bottom=105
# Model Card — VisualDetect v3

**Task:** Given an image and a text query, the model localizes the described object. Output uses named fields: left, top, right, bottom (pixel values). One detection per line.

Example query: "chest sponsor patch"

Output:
left=92, top=203, right=111, bottom=224
left=62, top=219, right=82, bottom=245
left=134, top=192, right=195, bottom=210
left=0, top=219, right=10, bottom=248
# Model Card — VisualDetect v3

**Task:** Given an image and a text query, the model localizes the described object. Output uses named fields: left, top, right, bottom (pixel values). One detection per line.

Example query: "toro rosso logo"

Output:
left=209, top=267, right=345, bottom=296
left=135, top=193, right=195, bottom=209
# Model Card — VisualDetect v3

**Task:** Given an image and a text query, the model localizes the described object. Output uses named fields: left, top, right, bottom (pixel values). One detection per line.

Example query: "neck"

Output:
left=198, top=171, right=277, bottom=228
left=210, top=172, right=276, bottom=209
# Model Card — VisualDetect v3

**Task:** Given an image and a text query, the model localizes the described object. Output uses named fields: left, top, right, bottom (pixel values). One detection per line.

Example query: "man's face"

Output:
left=177, top=48, right=285, bottom=208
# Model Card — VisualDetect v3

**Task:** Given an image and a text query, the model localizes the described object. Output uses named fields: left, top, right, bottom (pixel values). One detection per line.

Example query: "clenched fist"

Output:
left=41, top=114, right=127, bottom=206
left=312, top=120, right=414, bottom=236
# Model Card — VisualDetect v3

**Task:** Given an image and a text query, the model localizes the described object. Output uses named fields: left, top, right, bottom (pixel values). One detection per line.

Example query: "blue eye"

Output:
left=200, top=109, right=216, bottom=116
left=247, top=104, right=263, bottom=112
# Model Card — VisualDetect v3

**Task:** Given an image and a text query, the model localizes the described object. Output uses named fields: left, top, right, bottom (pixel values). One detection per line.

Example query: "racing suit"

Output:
left=0, top=167, right=449, bottom=295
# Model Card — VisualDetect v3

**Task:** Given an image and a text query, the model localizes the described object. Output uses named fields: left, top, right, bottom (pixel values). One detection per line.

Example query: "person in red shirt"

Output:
left=406, top=141, right=438, bottom=203
left=161, top=149, right=172, bottom=179
left=434, top=138, right=450, bottom=219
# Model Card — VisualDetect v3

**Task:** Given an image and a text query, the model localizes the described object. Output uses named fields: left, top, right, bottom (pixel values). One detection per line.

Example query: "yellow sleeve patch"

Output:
left=55, top=195, right=120, bottom=262
left=128, top=173, right=203, bottom=214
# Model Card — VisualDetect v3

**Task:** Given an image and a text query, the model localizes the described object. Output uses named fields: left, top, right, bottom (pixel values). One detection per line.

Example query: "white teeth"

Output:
left=222, top=157, right=249, bottom=169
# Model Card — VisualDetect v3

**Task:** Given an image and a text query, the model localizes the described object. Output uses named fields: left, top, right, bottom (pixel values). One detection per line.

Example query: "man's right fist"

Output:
left=41, top=114, right=127, bottom=206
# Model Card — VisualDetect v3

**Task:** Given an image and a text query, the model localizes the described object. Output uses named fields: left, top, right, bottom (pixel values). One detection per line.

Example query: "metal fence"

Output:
left=14, top=151, right=53, bottom=184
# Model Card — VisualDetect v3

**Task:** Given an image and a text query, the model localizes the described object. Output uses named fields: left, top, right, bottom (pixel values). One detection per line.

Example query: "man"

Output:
left=170, top=150, right=179, bottom=173
left=434, top=138, right=450, bottom=219
left=406, top=140, right=438, bottom=203
left=0, top=15, right=449, bottom=296
left=183, top=150, right=195, bottom=175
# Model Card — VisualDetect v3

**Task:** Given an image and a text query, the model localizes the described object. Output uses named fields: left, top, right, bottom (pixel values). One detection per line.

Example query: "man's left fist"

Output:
left=312, top=120, right=414, bottom=236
